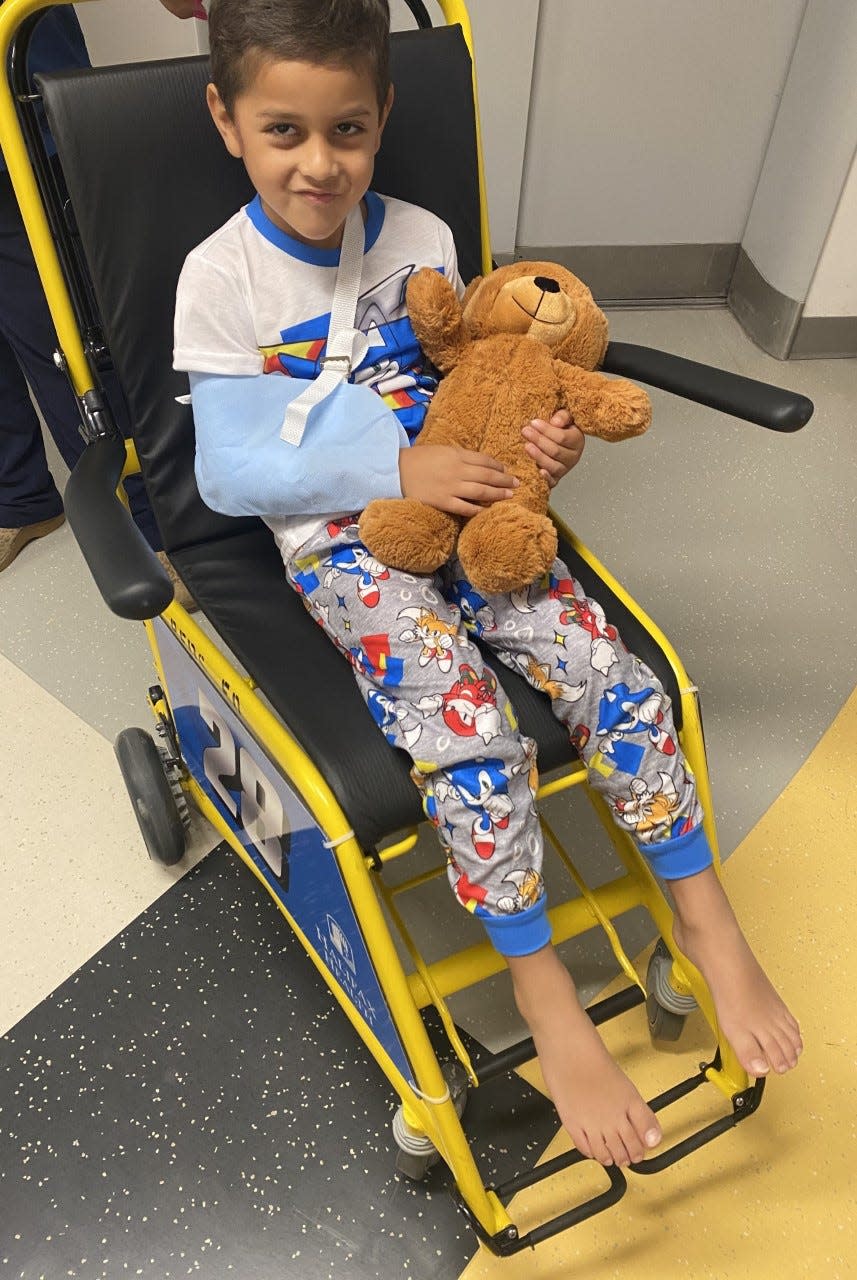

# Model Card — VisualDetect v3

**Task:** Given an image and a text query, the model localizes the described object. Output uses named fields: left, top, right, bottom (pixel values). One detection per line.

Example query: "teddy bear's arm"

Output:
left=553, top=362, right=651, bottom=442
left=405, top=268, right=469, bottom=374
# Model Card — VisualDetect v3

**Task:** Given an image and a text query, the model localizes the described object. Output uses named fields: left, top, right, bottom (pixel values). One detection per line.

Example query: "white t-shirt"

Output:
left=174, top=192, right=463, bottom=558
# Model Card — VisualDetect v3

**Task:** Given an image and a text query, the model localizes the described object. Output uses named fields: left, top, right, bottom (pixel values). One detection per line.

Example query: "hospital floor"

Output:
left=1, top=307, right=855, bottom=1279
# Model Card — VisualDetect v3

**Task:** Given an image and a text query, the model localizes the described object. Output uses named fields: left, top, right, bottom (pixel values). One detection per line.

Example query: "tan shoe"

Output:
left=0, top=514, right=65, bottom=572
left=155, top=550, right=198, bottom=613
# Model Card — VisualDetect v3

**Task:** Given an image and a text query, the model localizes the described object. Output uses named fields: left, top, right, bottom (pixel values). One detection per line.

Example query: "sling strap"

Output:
left=279, top=204, right=370, bottom=446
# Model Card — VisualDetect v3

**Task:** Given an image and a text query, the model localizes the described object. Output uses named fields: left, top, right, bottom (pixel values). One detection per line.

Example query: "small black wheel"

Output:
left=645, top=938, right=697, bottom=1044
left=115, top=727, right=187, bottom=866
left=646, top=991, right=687, bottom=1042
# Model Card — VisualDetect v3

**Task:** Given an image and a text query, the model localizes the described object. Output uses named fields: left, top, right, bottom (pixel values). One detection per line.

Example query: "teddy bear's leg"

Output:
left=359, top=498, right=460, bottom=575
left=457, top=500, right=558, bottom=597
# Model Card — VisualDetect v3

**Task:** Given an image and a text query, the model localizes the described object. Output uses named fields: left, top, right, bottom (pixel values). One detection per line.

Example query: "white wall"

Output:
left=392, top=1, right=539, bottom=255
left=517, top=0, right=807, bottom=247
left=803, top=151, right=857, bottom=318
left=75, top=0, right=205, bottom=65
left=741, top=0, right=857, bottom=311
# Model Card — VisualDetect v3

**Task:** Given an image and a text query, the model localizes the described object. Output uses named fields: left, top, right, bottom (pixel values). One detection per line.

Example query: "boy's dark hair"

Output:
left=208, top=0, right=391, bottom=114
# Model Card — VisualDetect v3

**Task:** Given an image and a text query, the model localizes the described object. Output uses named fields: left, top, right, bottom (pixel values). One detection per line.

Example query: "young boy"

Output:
left=174, top=0, right=802, bottom=1169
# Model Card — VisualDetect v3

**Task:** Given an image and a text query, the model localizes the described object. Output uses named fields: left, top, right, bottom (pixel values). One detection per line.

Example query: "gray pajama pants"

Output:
left=286, top=515, right=711, bottom=956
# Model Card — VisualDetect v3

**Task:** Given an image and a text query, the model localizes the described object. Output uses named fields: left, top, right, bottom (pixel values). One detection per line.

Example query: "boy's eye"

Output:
left=267, top=123, right=297, bottom=137
left=335, top=122, right=364, bottom=137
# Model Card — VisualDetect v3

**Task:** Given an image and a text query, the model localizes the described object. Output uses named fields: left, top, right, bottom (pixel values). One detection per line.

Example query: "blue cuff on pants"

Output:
left=476, top=896, right=552, bottom=957
left=643, top=822, right=714, bottom=880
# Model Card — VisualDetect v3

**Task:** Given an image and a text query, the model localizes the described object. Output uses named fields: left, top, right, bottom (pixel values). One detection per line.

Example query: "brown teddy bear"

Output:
left=359, top=261, right=651, bottom=596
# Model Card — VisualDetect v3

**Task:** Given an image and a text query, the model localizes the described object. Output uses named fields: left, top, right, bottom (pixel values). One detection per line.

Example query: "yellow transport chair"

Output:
left=0, top=0, right=812, bottom=1254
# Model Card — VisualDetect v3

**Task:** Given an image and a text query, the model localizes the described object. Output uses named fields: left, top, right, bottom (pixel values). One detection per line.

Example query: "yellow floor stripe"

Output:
left=461, top=687, right=857, bottom=1278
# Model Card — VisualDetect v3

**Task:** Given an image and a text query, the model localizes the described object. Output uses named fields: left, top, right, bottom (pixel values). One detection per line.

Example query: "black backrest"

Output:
left=38, top=25, right=483, bottom=554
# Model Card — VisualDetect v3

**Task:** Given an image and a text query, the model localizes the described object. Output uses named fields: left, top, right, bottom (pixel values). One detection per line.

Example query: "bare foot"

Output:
left=670, top=869, right=803, bottom=1078
left=508, top=947, right=662, bottom=1166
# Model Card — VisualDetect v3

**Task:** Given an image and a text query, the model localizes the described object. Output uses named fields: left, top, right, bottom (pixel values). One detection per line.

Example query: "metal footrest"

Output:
left=455, top=988, right=766, bottom=1256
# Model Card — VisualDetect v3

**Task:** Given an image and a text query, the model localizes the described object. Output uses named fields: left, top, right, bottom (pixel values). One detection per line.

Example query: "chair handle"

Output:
left=602, top=341, right=813, bottom=432
left=64, top=436, right=173, bottom=619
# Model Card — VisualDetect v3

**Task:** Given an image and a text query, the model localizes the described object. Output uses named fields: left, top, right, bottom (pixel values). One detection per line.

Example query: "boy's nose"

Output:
left=300, top=138, right=337, bottom=181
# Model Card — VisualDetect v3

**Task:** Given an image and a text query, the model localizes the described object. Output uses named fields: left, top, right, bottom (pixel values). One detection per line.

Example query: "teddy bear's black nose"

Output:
left=534, top=276, right=561, bottom=293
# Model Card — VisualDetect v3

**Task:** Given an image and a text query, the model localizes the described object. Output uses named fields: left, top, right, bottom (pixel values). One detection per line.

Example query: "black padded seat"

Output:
left=171, top=526, right=682, bottom=851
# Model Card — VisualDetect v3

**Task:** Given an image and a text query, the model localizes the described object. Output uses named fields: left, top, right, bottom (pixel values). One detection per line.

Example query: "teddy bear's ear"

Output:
left=461, top=275, right=484, bottom=311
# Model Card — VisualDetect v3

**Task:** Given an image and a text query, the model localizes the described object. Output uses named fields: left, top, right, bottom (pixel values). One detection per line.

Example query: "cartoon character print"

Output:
left=450, top=862, right=544, bottom=916
left=496, top=867, right=544, bottom=914
left=516, top=653, right=586, bottom=705
left=449, top=857, right=489, bottom=911
left=323, top=543, right=390, bottom=608
left=445, top=578, right=497, bottom=638
left=596, top=682, right=676, bottom=769
left=435, top=758, right=514, bottom=861
left=258, top=265, right=438, bottom=440
left=398, top=606, right=468, bottom=674
left=613, top=771, right=695, bottom=844
left=326, top=515, right=361, bottom=542
left=366, top=689, right=422, bottom=750
left=411, top=766, right=442, bottom=828
left=416, top=663, right=503, bottom=745
left=549, top=572, right=619, bottom=676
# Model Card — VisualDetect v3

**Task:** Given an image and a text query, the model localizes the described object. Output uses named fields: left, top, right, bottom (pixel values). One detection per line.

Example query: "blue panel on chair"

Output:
left=154, top=616, right=415, bottom=1086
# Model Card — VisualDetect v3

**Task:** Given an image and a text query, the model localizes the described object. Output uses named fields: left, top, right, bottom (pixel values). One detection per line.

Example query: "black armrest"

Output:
left=64, top=437, right=173, bottom=619
left=602, top=342, right=813, bottom=433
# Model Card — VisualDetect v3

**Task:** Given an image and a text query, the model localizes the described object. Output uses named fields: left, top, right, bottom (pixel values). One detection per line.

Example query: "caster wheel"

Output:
left=646, top=938, right=697, bottom=1044
left=392, top=1062, right=469, bottom=1182
left=394, top=1147, right=438, bottom=1182
left=115, top=727, right=187, bottom=866
left=646, top=992, right=687, bottom=1042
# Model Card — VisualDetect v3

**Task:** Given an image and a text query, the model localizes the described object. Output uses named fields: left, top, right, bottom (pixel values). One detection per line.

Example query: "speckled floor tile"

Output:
left=0, top=848, right=557, bottom=1280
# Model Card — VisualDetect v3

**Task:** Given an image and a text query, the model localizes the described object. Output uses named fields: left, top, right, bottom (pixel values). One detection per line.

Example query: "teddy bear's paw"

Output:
left=599, top=381, right=652, bottom=440
left=359, top=498, right=458, bottom=575
left=458, top=504, right=558, bottom=597
left=406, top=265, right=456, bottom=313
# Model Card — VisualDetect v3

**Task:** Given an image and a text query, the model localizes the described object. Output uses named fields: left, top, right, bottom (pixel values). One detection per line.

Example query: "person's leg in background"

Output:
left=0, top=164, right=195, bottom=606
left=0, top=165, right=70, bottom=567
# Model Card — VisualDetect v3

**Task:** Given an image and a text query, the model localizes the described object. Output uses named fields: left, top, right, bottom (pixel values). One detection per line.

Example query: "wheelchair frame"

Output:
left=2, top=0, right=808, bottom=1255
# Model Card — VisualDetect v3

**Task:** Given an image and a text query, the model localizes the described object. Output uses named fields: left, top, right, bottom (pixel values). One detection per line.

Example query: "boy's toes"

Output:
left=606, top=1132, right=636, bottom=1168
left=570, top=1127, right=594, bottom=1162
left=587, top=1133, right=614, bottom=1167
left=618, top=1120, right=646, bottom=1166
left=628, top=1097, right=662, bottom=1153
left=766, top=1026, right=802, bottom=1074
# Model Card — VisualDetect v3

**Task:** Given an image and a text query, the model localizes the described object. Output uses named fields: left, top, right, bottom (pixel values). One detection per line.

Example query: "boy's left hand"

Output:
left=522, top=410, right=585, bottom=489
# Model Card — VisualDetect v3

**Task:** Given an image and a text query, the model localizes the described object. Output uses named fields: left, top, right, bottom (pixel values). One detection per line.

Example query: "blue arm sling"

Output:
left=188, top=205, right=406, bottom=520
left=190, top=371, right=407, bottom=519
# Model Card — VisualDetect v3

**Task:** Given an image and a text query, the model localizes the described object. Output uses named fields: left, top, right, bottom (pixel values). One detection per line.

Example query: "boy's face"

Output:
left=208, top=58, right=393, bottom=250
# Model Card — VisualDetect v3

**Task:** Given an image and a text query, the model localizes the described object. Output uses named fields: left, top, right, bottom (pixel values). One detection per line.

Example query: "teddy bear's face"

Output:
left=462, top=263, right=609, bottom=371
left=487, top=275, right=578, bottom=345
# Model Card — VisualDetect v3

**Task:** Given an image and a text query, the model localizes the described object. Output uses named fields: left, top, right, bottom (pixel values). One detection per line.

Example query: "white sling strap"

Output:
left=279, top=204, right=370, bottom=445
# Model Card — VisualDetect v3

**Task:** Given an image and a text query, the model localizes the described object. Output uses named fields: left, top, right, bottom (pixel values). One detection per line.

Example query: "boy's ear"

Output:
left=206, top=83, right=243, bottom=158
left=374, top=83, right=395, bottom=152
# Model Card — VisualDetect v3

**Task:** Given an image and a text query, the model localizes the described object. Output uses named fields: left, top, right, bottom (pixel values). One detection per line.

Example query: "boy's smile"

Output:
left=208, top=59, right=393, bottom=250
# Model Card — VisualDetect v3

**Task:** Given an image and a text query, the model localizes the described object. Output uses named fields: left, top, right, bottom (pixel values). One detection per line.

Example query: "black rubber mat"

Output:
left=0, top=846, right=558, bottom=1279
